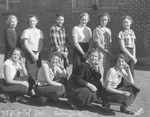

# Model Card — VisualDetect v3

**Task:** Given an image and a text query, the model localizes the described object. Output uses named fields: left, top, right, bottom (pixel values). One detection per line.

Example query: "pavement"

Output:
left=0, top=52, right=150, bottom=117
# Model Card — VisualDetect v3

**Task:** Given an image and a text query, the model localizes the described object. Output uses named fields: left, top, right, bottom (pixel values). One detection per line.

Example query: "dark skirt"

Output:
left=72, top=43, right=89, bottom=73
left=34, top=77, right=66, bottom=99
left=25, top=50, right=42, bottom=88
left=0, top=76, right=28, bottom=97
left=66, top=76, right=102, bottom=106
left=101, top=85, right=140, bottom=106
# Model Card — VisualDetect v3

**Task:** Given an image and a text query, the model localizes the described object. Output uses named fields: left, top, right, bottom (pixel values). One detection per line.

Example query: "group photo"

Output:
left=0, top=0, right=149, bottom=117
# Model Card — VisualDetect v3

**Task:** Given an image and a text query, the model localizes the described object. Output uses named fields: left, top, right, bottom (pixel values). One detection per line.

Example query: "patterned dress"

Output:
left=93, top=26, right=112, bottom=84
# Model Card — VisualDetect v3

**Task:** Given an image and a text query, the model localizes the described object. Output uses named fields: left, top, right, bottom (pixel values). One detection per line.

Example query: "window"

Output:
left=72, top=0, right=119, bottom=12
left=0, top=0, right=20, bottom=11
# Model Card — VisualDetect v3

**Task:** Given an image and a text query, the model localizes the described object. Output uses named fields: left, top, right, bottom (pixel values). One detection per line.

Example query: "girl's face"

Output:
left=100, top=16, right=108, bottom=27
left=80, top=15, right=89, bottom=26
left=122, top=18, right=132, bottom=30
left=11, top=50, right=21, bottom=63
left=29, top=17, right=38, bottom=28
left=89, top=51, right=99, bottom=64
left=51, top=56, right=60, bottom=66
left=9, top=18, right=18, bottom=29
left=116, top=58, right=126, bottom=69
left=56, top=16, right=64, bottom=27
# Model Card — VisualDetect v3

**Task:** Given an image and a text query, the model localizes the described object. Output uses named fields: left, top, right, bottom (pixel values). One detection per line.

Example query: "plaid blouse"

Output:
left=49, top=24, right=68, bottom=55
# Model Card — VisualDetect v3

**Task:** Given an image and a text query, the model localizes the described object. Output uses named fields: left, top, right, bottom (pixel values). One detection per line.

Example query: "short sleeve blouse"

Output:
left=104, top=67, right=127, bottom=89
left=4, top=59, right=22, bottom=80
left=72, top=25, right=92, bottom=43
left=118, top=29, right=136, bottom=48
left=93, top=26, right=112, bottom=45
left=21, top=28, right=44, bottom=51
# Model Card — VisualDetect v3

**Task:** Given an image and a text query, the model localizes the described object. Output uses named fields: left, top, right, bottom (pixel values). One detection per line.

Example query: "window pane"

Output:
left=100, top=0, right=119, bottom=8
left=76, top=0, right=92, bottom=8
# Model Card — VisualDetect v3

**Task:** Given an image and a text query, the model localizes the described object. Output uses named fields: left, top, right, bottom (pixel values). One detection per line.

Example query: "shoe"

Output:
left=38, top=96, right=47, bottom=106
left=16, top=96, right=28, bottom=103
left=67, top=99, right=77, bottom=110
left=102, top=102, right=111, bottom=112
left=120, top=106, right=134, bottom=115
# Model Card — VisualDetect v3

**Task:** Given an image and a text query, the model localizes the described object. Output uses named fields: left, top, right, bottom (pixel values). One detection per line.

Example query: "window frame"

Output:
left=72, top=0, right=119, bottom=12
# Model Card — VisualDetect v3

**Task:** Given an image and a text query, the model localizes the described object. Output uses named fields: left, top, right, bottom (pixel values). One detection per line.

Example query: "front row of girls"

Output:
left=0, top=48, right=140, bottom=115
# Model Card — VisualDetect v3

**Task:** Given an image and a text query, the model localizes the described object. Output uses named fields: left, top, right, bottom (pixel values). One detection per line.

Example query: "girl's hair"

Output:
left=98, top=12, right=111, bottom=22
left=6, top=15, right=18, bottom=24
left=26, top=14, right=39, bottom=25
left=87, top=48, right=101, bottom=59
left=122, top=15, right=133, bottom=24
left=114, top=53, right=129, bottom=64
left=49, top=52, right=62, bottom=61
left=56, top=13, right=64, bottom=20
left=79, top=12, right=90, bottom=22
left=8, top=48, right=23, bottom=59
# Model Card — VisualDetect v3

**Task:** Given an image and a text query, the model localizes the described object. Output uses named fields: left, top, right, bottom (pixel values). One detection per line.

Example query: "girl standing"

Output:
left=119, top=15, right=137, bottom=77
left=21, top=14, right=44, bottom=96
left=72, top=12, right=92, bottom=72
left=93, top=13, right=112, bottom=84
left=4, top=15, right=22, bottom=61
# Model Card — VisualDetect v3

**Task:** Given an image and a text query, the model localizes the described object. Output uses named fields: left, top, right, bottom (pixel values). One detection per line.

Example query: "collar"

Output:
left=8, top=58, right=18, bottom=66
left=98, top=25, right=108, bottom=32
left=123, top=29, right=133, bottom=34
left=86, top=60, right=92, bottom=67
left=54, top=23, right=64, bottom=31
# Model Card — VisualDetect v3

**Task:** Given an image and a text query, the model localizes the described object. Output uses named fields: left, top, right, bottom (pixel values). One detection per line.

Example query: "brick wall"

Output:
left=0, top=0, right=149, bottom=59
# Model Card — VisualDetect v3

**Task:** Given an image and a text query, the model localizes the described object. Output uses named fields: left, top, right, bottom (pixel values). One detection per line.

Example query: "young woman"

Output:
left=93, top=13, right=112, bottom=84
left=119, top=15, right=137, bottom=77
left=72, top=12, right=92, bottom=73
left=4, top=15, right=22, bottom=61
left=49, top=13, right=69, bottom=69
left=34, top=52, right=68, bottom=106
left=67, top=48, right=102, bottom=109
left=101, top=54, right=140, bottom=115
left=21, top=14, right=44, bottom=96
left=0, top=48, right=29, bottom=103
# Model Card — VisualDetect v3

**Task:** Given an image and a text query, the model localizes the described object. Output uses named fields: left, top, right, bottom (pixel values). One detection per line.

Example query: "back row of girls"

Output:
left=0, top=13, right=140, bottom=115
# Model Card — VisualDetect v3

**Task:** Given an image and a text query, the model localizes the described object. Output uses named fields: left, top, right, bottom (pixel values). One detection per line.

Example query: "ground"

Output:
left=0, top=52, right=149, bottom=117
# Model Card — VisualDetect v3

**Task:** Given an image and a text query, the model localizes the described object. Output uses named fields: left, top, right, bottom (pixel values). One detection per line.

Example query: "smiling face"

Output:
left=100, top=16, right=109, bottom=27
left=116, top=57, right=126, bottom=69
left=11, top=49, right=21, bottom=63
left=88, top=51, right=99, bottom=64
left=29, top=16, right=38, bottom=28
left=9, top=18, right=18, bottom=29
left=122, top=18, right=132, bottom=30
left=50, top=55, right=60, bottom=66
left=56, top=16, right=64, bottom=27
left=80, top=15, right=89, bottom=26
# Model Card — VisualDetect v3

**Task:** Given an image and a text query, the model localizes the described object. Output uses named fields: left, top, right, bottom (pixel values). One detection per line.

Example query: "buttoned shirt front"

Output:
left=49, top=24, right=68, bottom=55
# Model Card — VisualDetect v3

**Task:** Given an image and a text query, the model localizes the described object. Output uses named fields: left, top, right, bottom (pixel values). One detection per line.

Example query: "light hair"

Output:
left=79, top=12, right=90, bottom=22
left=6, top=15, right=18, bottom=24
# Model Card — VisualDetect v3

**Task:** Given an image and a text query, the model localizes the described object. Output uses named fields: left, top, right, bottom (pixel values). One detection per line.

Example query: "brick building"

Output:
left=0, top=0, right=150, bottom=62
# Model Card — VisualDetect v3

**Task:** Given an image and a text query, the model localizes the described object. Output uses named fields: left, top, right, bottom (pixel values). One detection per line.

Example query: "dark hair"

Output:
left=56, top=13, right=64, bottom=20
left=98, top=12, right=111, bottom=22
left=79, top=12, right=90, bottom=22
left=122, top=15, right=133, bottom=24
left=8, top=48, right=23, bottom=59
left=26, top=14, right=39, bottom=25
left=87, top=48, right=101, bottom=60
left=49, top=52, right=62, bottom=61
left=114, top=53, right=129, bottom=64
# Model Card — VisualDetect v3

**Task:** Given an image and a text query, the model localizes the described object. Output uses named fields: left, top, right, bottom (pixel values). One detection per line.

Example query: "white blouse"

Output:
left=3, top=59, right=22, bottom=80
left=72, top=25, right=92, bottom=43
left=21, top=28, right=44, bottom=51
left=104, top=67, right=127, bottom=89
